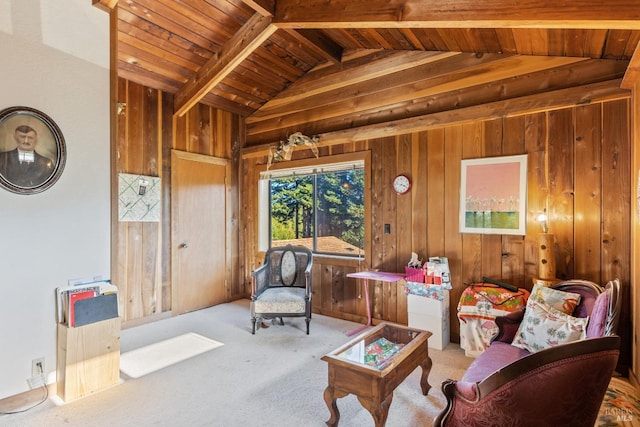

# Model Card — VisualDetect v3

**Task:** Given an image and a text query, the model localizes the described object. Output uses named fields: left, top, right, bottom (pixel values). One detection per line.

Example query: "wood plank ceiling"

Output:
left=106, top=0, right=640, bottom=145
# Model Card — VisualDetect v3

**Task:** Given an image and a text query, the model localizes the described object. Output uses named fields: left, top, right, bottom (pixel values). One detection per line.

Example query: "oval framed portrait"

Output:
left=0, top=106, right=66, bottom=194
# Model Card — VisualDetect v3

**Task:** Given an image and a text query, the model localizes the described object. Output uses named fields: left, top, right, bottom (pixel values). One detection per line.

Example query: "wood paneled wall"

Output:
left=240, top=99, right=631, bottom=368
left=628, top=78, right=640, bottom=385
left=114, top=78, right=631, bottom=370
left=113, top=79, right=166, bottom=323
left=112, top=78, right=241, bottom=325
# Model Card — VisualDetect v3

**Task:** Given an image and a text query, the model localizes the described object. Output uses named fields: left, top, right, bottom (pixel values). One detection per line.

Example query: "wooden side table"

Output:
left=322, top=322, right=432, bottom=427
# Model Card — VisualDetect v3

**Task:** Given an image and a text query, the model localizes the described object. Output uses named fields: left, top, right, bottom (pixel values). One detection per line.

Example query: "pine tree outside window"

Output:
left=258, top=154, right=367, bottom=258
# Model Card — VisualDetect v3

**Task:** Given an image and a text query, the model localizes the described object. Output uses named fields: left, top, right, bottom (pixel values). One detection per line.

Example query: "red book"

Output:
left=69, top=291, right=95, bottom=327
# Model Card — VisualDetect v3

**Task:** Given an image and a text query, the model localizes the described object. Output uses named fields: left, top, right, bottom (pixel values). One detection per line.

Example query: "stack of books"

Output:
left=56, top=279, right=118, bottom=327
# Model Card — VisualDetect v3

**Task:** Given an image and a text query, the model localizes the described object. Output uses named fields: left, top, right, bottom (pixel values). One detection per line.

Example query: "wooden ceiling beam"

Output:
left=274, top=0, right=640, bottom=30
left=242, top=0, right=275, bottom=17
left=287, top=29, right=343, bottom=64
left=174, top=13, right=277, bottom=116
left=247, top=55, right=590, bottom=135
left=318, top=80, right=630, bottom=144
left=248, top=50, right=460, bottom=122
left=241, top=79, right=630, bottom=158
left=622, top=41, right=640, bottom=89
left=92, top=0, right=118, bottom=12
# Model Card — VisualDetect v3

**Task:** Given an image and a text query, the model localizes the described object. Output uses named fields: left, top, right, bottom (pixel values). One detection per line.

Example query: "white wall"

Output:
left=0, top=0, right=110, bottom=399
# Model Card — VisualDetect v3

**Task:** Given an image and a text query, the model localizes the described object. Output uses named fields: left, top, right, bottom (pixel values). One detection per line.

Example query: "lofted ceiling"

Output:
left=100, top=0, right=640, bottom=144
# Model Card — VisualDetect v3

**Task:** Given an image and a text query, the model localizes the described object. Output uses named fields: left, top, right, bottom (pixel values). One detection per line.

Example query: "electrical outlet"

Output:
left=32, top=357, right=45, bottom=377
left=27, top=374, right=46, bottom=389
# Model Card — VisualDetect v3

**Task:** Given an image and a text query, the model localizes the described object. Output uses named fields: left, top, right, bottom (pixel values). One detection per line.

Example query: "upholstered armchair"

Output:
left=492, top=279, right=621, bottom=344
left=434, top=279, right=622, bottom=427
left=250, top=245, right=313, bottom=334
left=435, top=336, right=620, bottom=427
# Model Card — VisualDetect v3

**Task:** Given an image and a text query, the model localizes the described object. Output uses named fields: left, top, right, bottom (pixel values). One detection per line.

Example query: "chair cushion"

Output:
left=530, top=283, right=581, bottom=314
left=462, top=341, right=530, bottom=383
left=253, top=287, right=306, bottom=314
left=586, top=289, right=610, bottom=338
left=554, top=283, right=598, bottom=318
left=512, top=299, right=588, bottom=353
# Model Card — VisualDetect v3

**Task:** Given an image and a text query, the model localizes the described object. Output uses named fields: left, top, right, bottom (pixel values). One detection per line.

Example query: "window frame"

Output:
left=256, top=151, right=371, bottom=262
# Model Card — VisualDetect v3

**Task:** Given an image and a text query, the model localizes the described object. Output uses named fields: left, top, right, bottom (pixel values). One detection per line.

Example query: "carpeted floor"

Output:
left=2, top=299, right=638, bottom=426
left=120, top=332, right=224, bottom=378
left=1, top=299, right=471, bottom=427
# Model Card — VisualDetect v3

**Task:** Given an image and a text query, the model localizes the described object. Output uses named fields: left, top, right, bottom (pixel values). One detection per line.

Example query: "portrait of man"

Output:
left=0, top=106, right=65, bottom=194
left=0, top=124, right=55, bottom=188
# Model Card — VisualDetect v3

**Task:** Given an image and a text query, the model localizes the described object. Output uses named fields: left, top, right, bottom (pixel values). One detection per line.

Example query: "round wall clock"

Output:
left=393, top=174, right=411, bottom=195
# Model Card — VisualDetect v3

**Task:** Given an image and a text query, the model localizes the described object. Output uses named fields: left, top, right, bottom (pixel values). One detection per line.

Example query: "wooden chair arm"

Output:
left=251, top=263, right=269, bottom=297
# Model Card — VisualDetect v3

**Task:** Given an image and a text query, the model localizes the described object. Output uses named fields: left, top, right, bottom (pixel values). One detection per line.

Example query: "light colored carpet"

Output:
left=120, top=332, right=224, bottom=379
left=1, top=299, right=472, bottom=427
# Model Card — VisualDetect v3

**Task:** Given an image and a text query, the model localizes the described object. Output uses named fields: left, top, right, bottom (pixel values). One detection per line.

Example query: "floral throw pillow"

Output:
left=511, top=299, right=589, bottom=353
left=529, top=283, right=581, bottom=314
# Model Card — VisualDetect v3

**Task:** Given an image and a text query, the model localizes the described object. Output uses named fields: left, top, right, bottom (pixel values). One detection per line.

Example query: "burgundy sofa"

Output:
left=434, top=279, right=621, bottom=427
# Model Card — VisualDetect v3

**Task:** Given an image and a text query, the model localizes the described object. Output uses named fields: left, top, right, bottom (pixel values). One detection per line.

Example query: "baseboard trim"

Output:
left=122, top=311, right=172, bottom=329
left=0, top=383, right=54, bottom=414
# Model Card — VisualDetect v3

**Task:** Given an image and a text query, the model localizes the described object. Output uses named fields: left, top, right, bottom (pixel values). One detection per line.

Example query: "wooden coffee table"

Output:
left=321, top=322, right=432, bottom=427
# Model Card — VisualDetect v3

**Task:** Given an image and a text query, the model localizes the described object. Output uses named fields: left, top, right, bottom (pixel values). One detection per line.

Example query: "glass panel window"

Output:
left=315, top=169, right=364, bottom=256
left=270, top=175, right=314, bottom=244
left=266, top=164, right=365, bottom=257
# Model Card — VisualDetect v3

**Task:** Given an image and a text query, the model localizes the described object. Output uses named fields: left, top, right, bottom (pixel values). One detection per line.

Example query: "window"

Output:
left=259, top=155, right=366, bottom=257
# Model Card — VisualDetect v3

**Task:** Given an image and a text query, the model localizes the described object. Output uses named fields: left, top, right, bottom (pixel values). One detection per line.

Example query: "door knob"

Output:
left=179, top=243, right=188, bottom=249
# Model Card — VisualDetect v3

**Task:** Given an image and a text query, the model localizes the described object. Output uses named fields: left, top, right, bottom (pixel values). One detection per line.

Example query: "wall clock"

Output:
left=393, top=174, right=411, bottom=195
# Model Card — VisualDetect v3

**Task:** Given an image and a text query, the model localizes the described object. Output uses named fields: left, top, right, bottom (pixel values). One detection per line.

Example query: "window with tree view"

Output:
left=266, top=165, right=365, bottom=257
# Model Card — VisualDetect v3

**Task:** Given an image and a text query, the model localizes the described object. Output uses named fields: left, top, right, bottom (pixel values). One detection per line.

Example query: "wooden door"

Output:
left=171, top=150, right=228, bottom=315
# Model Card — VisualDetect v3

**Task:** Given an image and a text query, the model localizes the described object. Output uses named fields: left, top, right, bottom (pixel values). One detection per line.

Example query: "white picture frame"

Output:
left=459, top=154, right=527, bottom=235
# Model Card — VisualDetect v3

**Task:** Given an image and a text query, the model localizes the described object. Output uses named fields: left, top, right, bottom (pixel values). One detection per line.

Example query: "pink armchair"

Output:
left=435, top=336, right=620, bottom=427
left=434, top=279, right=621, bottom=427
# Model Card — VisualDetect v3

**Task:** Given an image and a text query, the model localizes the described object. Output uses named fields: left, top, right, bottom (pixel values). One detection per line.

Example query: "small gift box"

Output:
left=405, top=266, right=425, bottom=283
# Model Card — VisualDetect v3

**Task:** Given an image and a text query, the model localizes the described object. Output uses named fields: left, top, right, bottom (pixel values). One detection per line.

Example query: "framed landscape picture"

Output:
left=459, top=154, right=527, bottom=235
